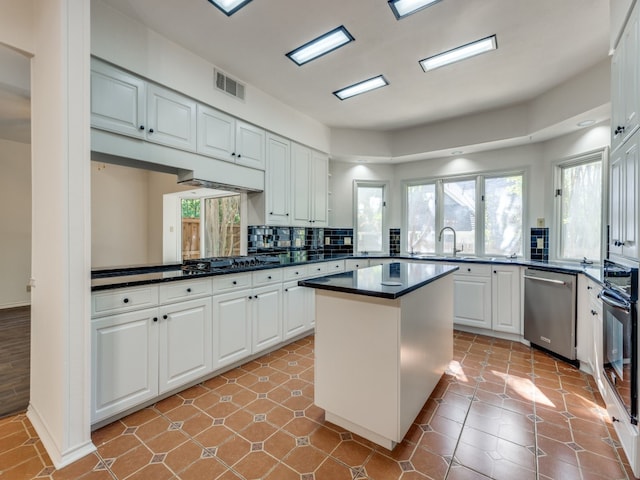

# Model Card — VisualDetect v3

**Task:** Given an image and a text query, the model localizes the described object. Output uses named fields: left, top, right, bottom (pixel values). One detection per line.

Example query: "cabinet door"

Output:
left=197, top=104, right=235, bottom=161
left=266, top=134, right=291, bottom=225
left=623, top=137, right=638, bottom=259
left=610, top=152, right=624, bottom=257
left=90, top=59, right=146, bottom=139
left=591, top=295, right=604, bottom=392
left=491, top=267, right=521, bottom=334
left=236, top=121, right=266, bottom=170
left=453, top=276, right=492, bottom=329
left=623, top=6, right=640, bottom=142
left=311, top=151, right=329, bottom=226
left=291, top=143, right=311, bottom=225
left=576, top=276, right=594, bottom=367
left=252, top=285, right=282, bottom=353
left=146, top=84, right=197, bottom=151
left=158, top=298, right=212, bottom=394
left=92, top=308, right=159, bottom=423
left=283, top=281, right=308, bottom=339
left=212, top=290, right=252, bottom=368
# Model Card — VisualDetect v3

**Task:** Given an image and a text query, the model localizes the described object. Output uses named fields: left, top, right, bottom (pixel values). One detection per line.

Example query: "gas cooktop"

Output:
left=182, top=255, right=281, bottom=273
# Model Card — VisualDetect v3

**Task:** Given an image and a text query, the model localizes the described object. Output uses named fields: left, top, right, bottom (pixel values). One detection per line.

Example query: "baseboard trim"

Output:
left=0, top=302, right=31, bottom=310
left=27, top=403, right=96, bottom=469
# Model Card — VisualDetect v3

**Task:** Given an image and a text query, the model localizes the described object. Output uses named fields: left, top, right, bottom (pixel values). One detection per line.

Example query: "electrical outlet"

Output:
left=536, top=238, right=544, bottom=249
left=536, top=218, right=545, bottom=227
left=344, top=237, right=351, bottom=245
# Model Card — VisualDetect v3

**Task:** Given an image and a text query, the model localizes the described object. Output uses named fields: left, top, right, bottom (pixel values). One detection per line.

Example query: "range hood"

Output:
left=177, top=170, right=263, bottom=193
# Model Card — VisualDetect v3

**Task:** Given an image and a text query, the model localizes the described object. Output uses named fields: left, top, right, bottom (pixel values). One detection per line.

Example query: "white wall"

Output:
left=0, top=138, right=31, bottom=308
left=90, top=0, right=331, bottom=154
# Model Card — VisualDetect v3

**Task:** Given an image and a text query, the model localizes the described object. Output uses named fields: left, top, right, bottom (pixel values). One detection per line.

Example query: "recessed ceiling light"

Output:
left=286, top=26, right=354, bottom=66
left=577, top=119, right=595, bottom=127
left=388, top=0, right=441, bottom=19
left=333, top=75, right=389, bottom=100
left=206, top=0, right=252, bottom=16
left=451, top=150, right=464, bottom=155
left=420, top=35, right=497, bottom=72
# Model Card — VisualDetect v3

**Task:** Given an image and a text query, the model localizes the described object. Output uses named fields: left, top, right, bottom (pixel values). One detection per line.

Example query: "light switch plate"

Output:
left=536, top=218, right=545, bottom=227
left=344, top=237, right=351, bottom=245
left=536, top=238, right=544, bottom=249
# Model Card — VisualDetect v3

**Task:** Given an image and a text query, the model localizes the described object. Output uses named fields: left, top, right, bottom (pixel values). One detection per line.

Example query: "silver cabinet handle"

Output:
left=523, top=275, right=566, bottom=285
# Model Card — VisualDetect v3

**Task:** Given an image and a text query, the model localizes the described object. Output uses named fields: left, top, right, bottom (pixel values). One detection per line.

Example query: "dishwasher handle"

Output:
left=599, top=289, right=631, bottom=313
left=523, top=274, right=566, bottom=286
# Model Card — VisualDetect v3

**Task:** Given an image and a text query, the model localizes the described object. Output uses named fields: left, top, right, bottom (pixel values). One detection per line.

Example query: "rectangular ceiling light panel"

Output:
left=207, top=0, right=253, bottom=16
left=333, top=75, right=389, bottom=100
left=388, top=0, right=441, bottom=19
left=286, top=26, right=354, bottom=66
left=420, top=35, right=497, bottom=72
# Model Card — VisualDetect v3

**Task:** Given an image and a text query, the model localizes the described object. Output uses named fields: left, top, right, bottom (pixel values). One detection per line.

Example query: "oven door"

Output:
left=601, top=287, right=637, bottom=424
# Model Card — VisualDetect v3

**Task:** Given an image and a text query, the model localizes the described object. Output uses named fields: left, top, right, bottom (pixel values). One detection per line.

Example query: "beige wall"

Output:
left=0, top=138, right=31, bottom=308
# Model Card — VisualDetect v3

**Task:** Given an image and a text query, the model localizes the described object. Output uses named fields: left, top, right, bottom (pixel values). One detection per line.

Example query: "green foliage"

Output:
left=182, top=199, right=200, bottom=218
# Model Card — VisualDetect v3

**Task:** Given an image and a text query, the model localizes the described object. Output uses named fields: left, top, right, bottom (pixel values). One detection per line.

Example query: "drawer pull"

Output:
left=295, top=271, right=299, bottom=275
left=186, top=288, right=192, bottom=293
left=123, top=298, right=129, bottom=304
left=268, top=276, right=272, bottom=280
left=285, top=288, right=289, bottom=292
left=153, top=317, right=158, bottom=322
left=163, top=315, right=168, bottom=320
left=233, top=281, right=237, bottom=285
left=591, top=309, right=598, bottom=316
left=467, top=268, right=471, bottom=272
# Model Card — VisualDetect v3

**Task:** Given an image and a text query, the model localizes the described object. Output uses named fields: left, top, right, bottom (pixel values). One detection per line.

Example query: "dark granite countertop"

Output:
left=298, top=262, right=459, bottom=300
left=91, top=254, right=604, bottom=292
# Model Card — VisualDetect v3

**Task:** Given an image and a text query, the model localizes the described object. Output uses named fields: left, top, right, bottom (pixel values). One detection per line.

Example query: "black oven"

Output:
left=601, top=259, right=639, bottom=424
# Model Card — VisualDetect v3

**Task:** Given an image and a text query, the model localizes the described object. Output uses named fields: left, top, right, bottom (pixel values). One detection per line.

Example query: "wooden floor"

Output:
left=0, top=306, right=30, bottom=418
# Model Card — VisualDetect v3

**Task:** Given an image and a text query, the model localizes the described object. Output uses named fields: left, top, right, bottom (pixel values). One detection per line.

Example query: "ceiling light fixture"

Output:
left=388, top=0, right=441, bottom=19
left=286, top=26, right=354, bottom=66
left=333, top=75, right=389, bottom=100
left=577, top=119, right=595, bottom=127
left=206, top=0, right=253, bottom=16
left=420, top=35, right=497, bottom=72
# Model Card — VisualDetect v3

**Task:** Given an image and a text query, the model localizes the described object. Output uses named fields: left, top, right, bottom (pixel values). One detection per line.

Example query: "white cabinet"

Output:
left=576, top=276, right=603, bottom=383
left=251, top=284, right=283, bottom=353
left=265, top=134, right=291, bottom=225
left=92, top=308, right=159, bottom=423
left=90, top=59, right=197, bottom=151
left=610, top=130, right=639, bottom=260
left=491, top=265, right=521, bottom=334
left=283, top=281, right=312, bottom=339
left=212, top=289, right=252, bottom=368
left=90, top=59, right=146, bottom=139
left=345, top=259, right=369, bottom=270
left=158, top=297, right=212, bottom=394
left=612, top=2, right=640, bottom=152
left=197, top=104, right=265, bottom=170
left=146, top=84, right=197, bottom=152
left=291, top=143, right=329, bottom=226
left=453, top=264, right=492, bottom=330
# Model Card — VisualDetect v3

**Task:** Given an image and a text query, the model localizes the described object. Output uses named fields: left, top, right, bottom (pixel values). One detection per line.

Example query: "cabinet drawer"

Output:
left=159, top=278, right=212, bottom=304
left=345, top=259, right=369, bottom=271
left=92, top=286, right=159, bottom=317
left=325, top=260, right=345, bottom=274
left=454, top=263, right=491, bottom=277
left=252, top=269, right=283, bottom=286
left=308, top=263, right=329, bottom=277
left=283, top=265, right=309, bottom=280
left=212, top=273, right=252, bottom=292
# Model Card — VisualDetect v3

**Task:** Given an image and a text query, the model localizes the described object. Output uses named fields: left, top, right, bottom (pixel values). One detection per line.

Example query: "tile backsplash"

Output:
left=389, top=228, right=400, bottom=256
left=530, top=227, right=549, bottom=262
left=248, top=226, right=354, bottom=258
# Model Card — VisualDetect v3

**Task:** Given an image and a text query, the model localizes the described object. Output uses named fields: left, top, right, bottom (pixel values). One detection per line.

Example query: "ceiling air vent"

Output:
left=214, top=69, right=246, bottom=100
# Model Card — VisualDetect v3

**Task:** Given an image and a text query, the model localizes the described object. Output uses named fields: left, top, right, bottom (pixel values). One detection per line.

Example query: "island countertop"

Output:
left=298, top=261, right=459, bottom=300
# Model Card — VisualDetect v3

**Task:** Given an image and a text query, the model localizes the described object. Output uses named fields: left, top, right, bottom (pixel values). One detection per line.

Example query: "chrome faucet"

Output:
left=438, top=226, right=462, bottom=257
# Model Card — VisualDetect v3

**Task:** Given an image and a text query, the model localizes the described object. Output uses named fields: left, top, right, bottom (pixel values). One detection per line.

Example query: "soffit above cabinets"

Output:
left=96, top=0, right=609, bottom=132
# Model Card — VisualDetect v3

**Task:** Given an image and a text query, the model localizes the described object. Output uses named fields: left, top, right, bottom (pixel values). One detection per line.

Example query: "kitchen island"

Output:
left=299, top=262, right=458, bottom=450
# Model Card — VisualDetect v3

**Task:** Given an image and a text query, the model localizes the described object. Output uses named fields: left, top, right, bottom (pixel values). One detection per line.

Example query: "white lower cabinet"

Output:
left=453, top=265, right=492, bottom=329
left=283, top=281, right=312, bottom=339
left=158, top=298, right=212, bottom=394
left=576, top=276, right=603, bottom=384
left=212, top=290, right=252, bottom=368
left=491, top=266, right=521, bottom=334
left=251, top=285, right=283, bottom=353
left=92, top=308, right=159, bottom=423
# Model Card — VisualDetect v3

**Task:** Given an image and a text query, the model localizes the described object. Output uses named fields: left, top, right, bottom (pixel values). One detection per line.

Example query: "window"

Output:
left=355, top=181, right=387, bottom=253
left=555, top=152, right=603, bottom=261
left=404, top=172, right=524, bottom=257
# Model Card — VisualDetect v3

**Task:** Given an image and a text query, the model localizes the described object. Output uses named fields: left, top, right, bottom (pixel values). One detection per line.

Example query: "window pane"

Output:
left=407, top=184, right=436, bottom=253
left=443, top=180, right=476, bottom=254
left=204, top=195, right=241, bottom=257
left=356, top=186, right=383, bottom=252
left=181, top=199, right=201, bottom=260
left=484, top=175, right=523, bottom=256
left=560, top=161, right=601, bottom=260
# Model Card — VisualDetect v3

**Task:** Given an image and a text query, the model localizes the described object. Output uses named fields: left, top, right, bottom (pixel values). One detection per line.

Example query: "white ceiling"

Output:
left=99, top=0, right=610, bottom=132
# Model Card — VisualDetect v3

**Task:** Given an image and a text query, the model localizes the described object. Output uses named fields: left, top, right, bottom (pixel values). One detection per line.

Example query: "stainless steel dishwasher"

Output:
left=523, top=268, right=577, bottom=360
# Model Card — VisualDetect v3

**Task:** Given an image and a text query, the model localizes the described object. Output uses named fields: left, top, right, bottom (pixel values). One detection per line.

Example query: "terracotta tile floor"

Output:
left=1, top=331, right=638, bottom=479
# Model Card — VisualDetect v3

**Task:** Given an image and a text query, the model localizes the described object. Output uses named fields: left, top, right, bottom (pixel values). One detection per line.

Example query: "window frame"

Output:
left=402, top=169, right=526, bottom=258
left=353, top=180, right=389, bottom=254
left=552, top=148, right=607, bottom=263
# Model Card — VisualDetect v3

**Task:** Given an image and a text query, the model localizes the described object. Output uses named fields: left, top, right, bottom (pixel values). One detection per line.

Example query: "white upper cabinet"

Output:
left=197, top=104, right=265, bottom=170
left=91, top=59, right=146, bottom=139
left=146, top=84, right=197, bottom=152
left=291, top=143, right=329, bottom=227
left=610, top=130, right=639, bottom=260
left=265, top=133, right=291, bottom=225
left=612, top=2, right=640, bottom=152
